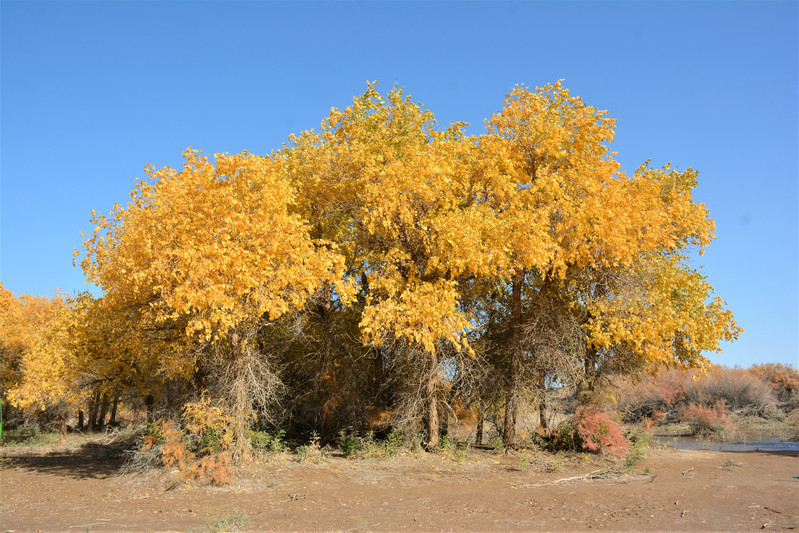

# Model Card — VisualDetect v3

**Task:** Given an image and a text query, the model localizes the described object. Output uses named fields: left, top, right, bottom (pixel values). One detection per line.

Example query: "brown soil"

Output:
left=1, top=441, right=797, bottom=532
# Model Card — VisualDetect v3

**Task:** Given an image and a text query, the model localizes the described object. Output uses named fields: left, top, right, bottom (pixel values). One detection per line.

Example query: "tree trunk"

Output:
left=145, top=394, right=155, bottom=423
left=97, top=393, right=111, bottom=429
left=578, top=346, right=598, bottom=405
left=503, top=273, right=524, bottom=448
left=319, top=284, right=337, bottom=440
left=229, top=331, right=250, bottom=464
left=109, top=388, right=120, bottom=426
left=537, top=370, right=548, bottom=434
left=475, top=399, right=485, bottom=445
left=425, top=351, right=439, bottom=451
left=78, top=409, right=85, bottom=431
left=372, top=348, right=383, bottom=399
left=88, top=391, right=100, bottom=431
left=440, top=400, right=449, bottom=440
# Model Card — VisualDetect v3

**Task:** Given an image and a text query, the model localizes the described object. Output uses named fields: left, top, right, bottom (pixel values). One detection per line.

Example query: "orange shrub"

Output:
left=575, top=406, right=628, bottom=455
left=680, top=400, right=732, bottom=436
left=613, top=365, right=779, bottom=423
left=748, top=363, right=799, bottom=402
left=182, top=451, right=233, bottom=485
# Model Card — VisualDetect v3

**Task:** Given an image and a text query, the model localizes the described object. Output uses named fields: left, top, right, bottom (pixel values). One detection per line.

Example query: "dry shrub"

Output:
left=182, top=451, right=233, bottom=485
left=685, top=366, right=776, bottom=416
left=680, top=400, right=732, bottom=436
left=748, top=363, right=799, bottom=403
left=140, top=420, right=194, bottom=470
left=614, top=365, right=779, bottom=423
left=611, top=369, right=689, bottom=422
left=161, top=433, right=193, bottom=471
left=127, top=413, right=235, bottom=484
left=453, top=398, right=477, bottom=425
left=367, top=409, right=395, bottom=431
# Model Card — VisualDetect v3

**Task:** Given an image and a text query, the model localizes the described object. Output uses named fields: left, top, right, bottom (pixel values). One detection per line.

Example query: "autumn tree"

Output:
left=482, top=82, right=740, bottom=445
left=80, top=149, right=351, bottom=460
left=1, top=286, right=81, bottom=432
left=480, top=82, right=620, bottom=445
left=287, top=85, right=485, bottom=448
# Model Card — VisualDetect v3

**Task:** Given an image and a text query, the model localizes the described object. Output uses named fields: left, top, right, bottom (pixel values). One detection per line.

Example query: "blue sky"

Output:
left=1, top=1, right=796, bottom=368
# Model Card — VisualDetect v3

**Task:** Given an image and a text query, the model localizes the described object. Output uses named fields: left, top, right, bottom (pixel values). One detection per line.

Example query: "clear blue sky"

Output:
left=1, top=1, right=796, bottom=368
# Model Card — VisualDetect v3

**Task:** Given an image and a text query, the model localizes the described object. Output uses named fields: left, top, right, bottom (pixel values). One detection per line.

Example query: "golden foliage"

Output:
left=6, top=81, right=741, bottom=454
left=1, top=285, right=81, bottom=411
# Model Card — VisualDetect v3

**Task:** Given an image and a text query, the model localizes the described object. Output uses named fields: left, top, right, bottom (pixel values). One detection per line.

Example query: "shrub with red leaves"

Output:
left=575, top=405, right=628, bottom=455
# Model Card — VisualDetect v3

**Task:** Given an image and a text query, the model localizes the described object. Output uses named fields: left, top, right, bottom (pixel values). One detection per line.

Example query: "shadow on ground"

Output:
left=0, top=441, right=130, bottom=480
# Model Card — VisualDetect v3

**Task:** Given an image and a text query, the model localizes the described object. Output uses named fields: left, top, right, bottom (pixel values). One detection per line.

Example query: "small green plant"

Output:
left=550, top=422, right=579, bottom=451
left=624, top=429, right=650, bottom=470
left=3, top=426, right=60, bottom=447
left=487, top=433, right=504, bottom=450
left=548, top=452, right=564, bottom=472
left=338, top=429, right=358, bottom=457
left=248, top=429, right=286, bottom=452
left=453, top=444, right=470, bottom=463
left=385, top=431, right=403, bottom=456
left=203, top=509, right=251, bottom=533
left=357, top=431, right=384, bottom=458
left=199, top=426, right=225, bottom=454
left=516, top=452, right=531, bottom=470
left=296, top=445, right=309, bottom=461
left=301, top=431, right=324, bottom=462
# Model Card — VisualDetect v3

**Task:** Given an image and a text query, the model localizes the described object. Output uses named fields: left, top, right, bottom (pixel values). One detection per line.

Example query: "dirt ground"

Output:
left=1, top=439, right=797, bottom=532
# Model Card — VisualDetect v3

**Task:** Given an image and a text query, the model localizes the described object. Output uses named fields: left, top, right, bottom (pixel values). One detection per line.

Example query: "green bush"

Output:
left=295, top=445, right=309, bottom=461
left=248, top=429, right=286, bottom=452
left=624, top=429, right=650, bottom=469
left=338, top=430, right=358, bottom=457
left=550, top=422, right=579, bottom=451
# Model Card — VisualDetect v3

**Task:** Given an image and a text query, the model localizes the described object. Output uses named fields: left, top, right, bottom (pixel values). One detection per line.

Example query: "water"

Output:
left=655, top=436, right=799, bottom=452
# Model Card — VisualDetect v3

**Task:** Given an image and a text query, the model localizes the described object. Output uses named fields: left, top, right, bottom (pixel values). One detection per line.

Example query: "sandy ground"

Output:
left=1, top=441, right=797, bottom=532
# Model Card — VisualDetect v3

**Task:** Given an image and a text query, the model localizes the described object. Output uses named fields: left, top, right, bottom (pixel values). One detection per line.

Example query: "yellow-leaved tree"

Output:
left=1, top=285, right=81, bottom=432
left=80, top=149, right=352, bottom=460
left=286, top=85, right=483, bottom=448
left=482, top=82, right=740, bottom=445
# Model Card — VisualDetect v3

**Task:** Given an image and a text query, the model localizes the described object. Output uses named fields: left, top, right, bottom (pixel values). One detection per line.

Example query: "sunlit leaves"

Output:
left=1, top=286, right=79, bottom=411
left=80, top=149, right=349, bottom=344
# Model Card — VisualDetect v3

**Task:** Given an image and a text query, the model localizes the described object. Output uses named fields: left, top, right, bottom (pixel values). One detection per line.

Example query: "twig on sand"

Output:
left=277, top=492, right=308, bottom=503
left=550, top=468, right=616, bottom=484
left=519, top=466, right=650, bottom=487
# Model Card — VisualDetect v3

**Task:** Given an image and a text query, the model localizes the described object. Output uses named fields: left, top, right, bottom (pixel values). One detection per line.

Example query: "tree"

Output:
left=2, top=287, right=80, bottom=432
left=483, top=82, right=740, bottom=445
left=301, top=84, right=479, bottom=448
left=80, top=149, right=351, bottom=460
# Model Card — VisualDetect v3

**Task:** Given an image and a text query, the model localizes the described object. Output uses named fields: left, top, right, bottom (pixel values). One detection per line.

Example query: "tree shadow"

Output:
left=0, top=441, right=131, bottom=480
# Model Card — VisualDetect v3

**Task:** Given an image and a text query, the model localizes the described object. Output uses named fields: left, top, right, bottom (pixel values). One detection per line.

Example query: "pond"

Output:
left=655, top=436, right=799, bottom=452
